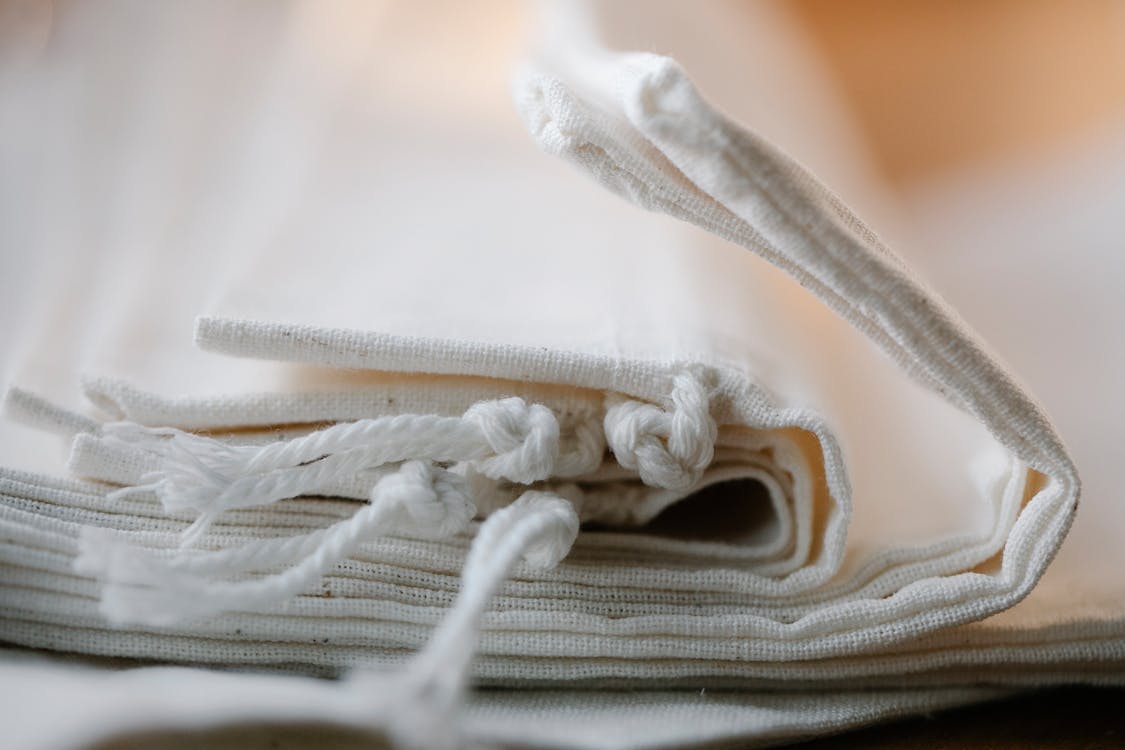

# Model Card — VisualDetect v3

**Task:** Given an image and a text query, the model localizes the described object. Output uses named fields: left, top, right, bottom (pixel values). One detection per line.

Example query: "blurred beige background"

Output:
left=792, top=0, right=1125, bottom=185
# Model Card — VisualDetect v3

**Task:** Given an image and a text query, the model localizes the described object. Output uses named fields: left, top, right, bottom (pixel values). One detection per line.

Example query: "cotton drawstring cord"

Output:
left=102, top=396, right=561, bottom=544
left=604, top=371, right=717, bottom=491
left=75, top=460, right=475, bottom=625
left=553, top=414, right=606, bottom=477
left=357, top=490, right=580, bottom=750
left=68, top=378, right=712, bottom=745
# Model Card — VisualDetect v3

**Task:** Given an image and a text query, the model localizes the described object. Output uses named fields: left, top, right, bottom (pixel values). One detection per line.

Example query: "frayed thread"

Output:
left=76, top=460, right=474, bottom=625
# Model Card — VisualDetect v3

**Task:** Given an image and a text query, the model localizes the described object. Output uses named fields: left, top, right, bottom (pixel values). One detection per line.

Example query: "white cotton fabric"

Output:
left=0, top=1, right=1120, bottom=749
left=2, top=650, right=1004, bottom=750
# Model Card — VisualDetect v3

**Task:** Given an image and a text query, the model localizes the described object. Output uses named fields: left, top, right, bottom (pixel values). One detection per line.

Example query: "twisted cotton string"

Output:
left=75, top=461, right=474, bottom=625
left=100, top=397, right=561, bottom=541
left=604, top=371, right=717, bottom=491
left=553, top=414, right=606, bottom=477
left=356, top=490, right=580, bottom=750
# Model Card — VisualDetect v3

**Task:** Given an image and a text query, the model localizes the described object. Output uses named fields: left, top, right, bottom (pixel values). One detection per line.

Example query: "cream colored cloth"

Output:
left=0, top=2, right=1119, bottom=749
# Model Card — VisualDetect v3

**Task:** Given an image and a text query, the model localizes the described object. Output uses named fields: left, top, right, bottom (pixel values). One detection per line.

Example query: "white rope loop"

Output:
left=462, top=398, right=560, bottom=483
left=75, top=461, right=474, bottom=625
left=369, top=490, right=580, bottom=750
left=603, top=370, right=717, bottom=491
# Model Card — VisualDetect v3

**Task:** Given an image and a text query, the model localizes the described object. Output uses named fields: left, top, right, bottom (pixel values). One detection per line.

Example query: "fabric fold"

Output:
left=0, top=2, right=1118, bottom=749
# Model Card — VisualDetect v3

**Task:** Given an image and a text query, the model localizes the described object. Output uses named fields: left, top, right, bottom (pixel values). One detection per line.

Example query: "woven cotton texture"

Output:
left=0, top=2, right=1120, bottom=749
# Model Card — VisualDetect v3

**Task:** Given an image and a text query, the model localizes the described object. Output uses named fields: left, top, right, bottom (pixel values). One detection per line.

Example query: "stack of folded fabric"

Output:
left=1, top=2, right=1121, bottom=748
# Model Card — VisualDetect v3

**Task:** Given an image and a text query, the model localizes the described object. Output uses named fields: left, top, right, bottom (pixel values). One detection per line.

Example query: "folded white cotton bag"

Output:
left=516, top=0, right=1125, bottom=689
left=1, top=1, right=1119, bottom=748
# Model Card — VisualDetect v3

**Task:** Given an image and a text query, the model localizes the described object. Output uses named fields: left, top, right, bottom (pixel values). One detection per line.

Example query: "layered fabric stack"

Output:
left=1, top=2, right=1121, bottom=748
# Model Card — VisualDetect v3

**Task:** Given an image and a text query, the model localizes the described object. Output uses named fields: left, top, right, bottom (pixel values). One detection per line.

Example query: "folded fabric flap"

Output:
left=0, top=0, right=1087, bottom=724
left=505, top=13, right=1079, bottom=643
left=182, top=250, right=1054, bottom=657
left=0, top=3, right=1117, bottom=749
left=49, top=6, right=1037, bottom=672
left=6, top=0, right=1064, bottom=662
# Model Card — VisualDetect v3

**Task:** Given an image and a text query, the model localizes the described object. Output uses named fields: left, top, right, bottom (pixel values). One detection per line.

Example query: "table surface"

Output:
left=84, top=687, right=1125, bottom=750
left=793, top=686, right=1125, bottom=750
